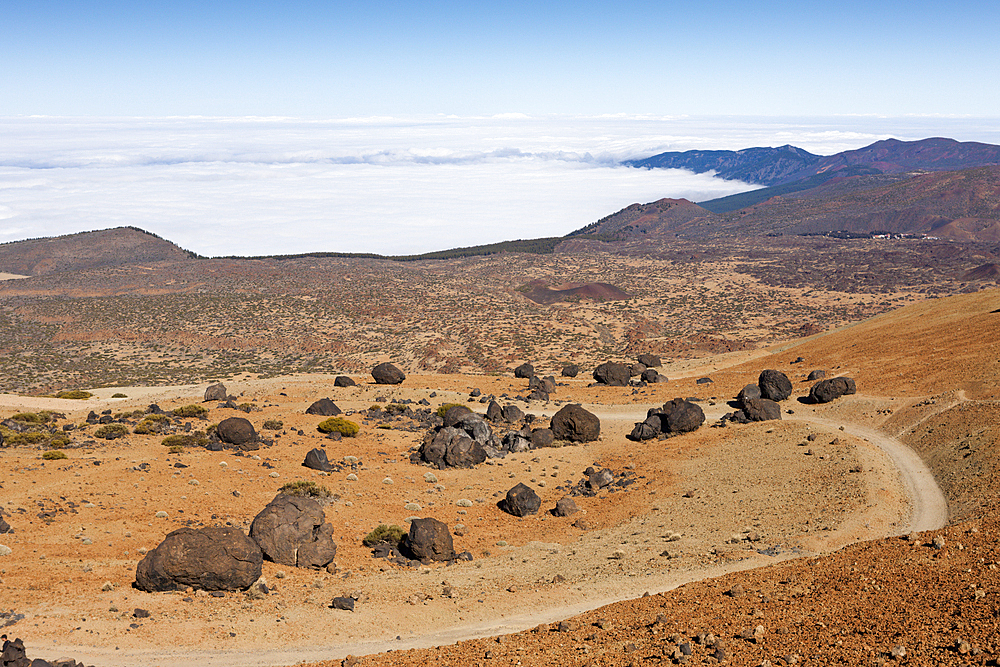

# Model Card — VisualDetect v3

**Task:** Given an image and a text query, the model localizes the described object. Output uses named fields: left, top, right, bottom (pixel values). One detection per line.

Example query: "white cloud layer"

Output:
left=2, top=115, right=998, bottom=257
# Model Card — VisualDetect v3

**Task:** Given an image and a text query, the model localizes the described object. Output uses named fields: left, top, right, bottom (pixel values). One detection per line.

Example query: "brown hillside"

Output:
left=518, top=279, right=632, bottom=305
left=0, top=227, right=196, bottom=276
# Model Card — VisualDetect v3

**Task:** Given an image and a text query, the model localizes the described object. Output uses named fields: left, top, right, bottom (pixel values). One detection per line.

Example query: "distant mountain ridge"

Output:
left=626, top=137, right=1000, bottom=188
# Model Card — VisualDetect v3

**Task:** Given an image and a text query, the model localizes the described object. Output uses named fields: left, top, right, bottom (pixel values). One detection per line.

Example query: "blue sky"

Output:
left=2, top=0, right=998, bottom=117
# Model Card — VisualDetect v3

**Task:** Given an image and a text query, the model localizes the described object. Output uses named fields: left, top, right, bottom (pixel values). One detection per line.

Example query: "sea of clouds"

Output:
left=2, top=114, right=998, bottom=257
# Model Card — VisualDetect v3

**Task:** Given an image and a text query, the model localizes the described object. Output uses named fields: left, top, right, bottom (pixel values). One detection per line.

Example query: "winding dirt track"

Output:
left=31, top=402, right=948, bottom=667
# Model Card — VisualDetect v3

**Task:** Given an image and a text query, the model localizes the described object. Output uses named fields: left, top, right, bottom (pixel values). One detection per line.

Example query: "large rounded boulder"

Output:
left=203, top=382, right=228, bottom=402
left=660, top=398, right=705, bottom=433
left=758, top=369, right=793, bottom=402
left=550, top=404, right=601, bottom=443
left=371, top=362, right=405, bottom=385
left=135, top=525, right=262, bottom=592
left=249, top=494, right=338, bottom=569
left=741, top=397, right=782, bottom=422
left=808, top=377, right=857, bottom=404
left=592, top=361, right=630, bottom=387
left=514, top=363, right=535, bottom=379
left=501, top=482, right=541, bottom=517
left=216, top=417, right=259, bottom=450
left=402, top=517, right=455, bottom=562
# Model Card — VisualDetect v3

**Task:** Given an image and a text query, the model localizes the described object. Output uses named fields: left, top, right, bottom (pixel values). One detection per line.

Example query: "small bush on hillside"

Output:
left=161, top=433, right=208, bottom=449
left=362, top=524, right=406, bottom=548
left=262, top=419, right=283, bottom=430
left=279, top=480, right=331, bottom=499
left=134, top=415, right=171, bottom=435
left=172, top=404, right=209, bottom=419
left=111, top=393, right=128, bottom=398
left=317, top=417, right=359, bottom=437
left=94, top=424, right=129, bottom=440
left=55, top=390, right=93, bottom=400
left=42, top=450, right=67, bottom=460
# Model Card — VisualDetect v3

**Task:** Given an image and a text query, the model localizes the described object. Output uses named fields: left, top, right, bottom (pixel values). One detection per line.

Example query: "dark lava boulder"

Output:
left=402, top=517, right=454, bottom=561
left=501, top=482, right=541, bottom=517
left=637, top=353, right=661, bottom=368
left=442, top=405, right=473, bottom=427
left=661, top=398, right=705, bottom=433
left=737, top=384, right=761, bottom=403
left=758, top=369, right=793, bottom=401
left=553, top=496, right=579, bottom=517
left=530, top=428, right=555, bottom=448
left=249, top=494, right=337, bottom=569
left=303, top=448, right=335, bottom=472
left=135, top=525, right=262, bottom=592
left=529, top=375, right=556, bottom=395
left=514, top=363, right=535, bottom=379
left=0, top=510, right=9, bottom=534
left=550, top=404, right=601, bottom=443
left=204, top=382, right=228, bottom=402
left=808, top=377, right=857, bottom=404
left=628, top=362, right=647, bottom=378
left=627, top=420, right=658, bottom=441
left=421, top=427, right=487, bottom=469
left=334, top=376, right=356, bottom=387
left=741, top=397, right=782, bottom=422
left=807, top=369, right=826, bottom=382
left=593, top=361, right=629, bottom=387
left=305, top=398, right=341, bottom=416
left=501, top=404, right=525, bottom=423
left=486, top=400, right=502, bottom=422
left=371, top=362, right=405, bottom=385
left=561, top=364, right=580, bottom=378
left=216, top=417, right=259, bottom=450
left=0, top=637, right=27, bottom=667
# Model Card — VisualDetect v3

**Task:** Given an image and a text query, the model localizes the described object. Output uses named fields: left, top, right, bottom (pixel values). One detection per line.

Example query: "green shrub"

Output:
left=134, top=415, right=171, bottom=435
left=436, top=403, right=466, bottom=418
left=172, top=404, right=209, bottom=419
left=8, top=431, right=48, bottom=445
left=362, top=524, right=406, bottom=548
left=42, top=450, right=67, bottom=460
left=316, top=417, right=359, bottom=437
left=111, top=393, right=128, bottom=398
left=55, top=390, right=93, bottom=400
left=161, top=433, right=208, bottom=449
left=237, top=403, right=254, bottom=413
left=385, top=403, right=409, bottom=414
left=262, top=419, right=283, bottom=430
left=279, top=480, right=331, bottom=499
left=47, top=435, right=71, bottom=449
left=167, top=445, right=184, bottom=454
left=11, top=412, right=46, bottom=424
left=94, top=423, right=129, bottom=440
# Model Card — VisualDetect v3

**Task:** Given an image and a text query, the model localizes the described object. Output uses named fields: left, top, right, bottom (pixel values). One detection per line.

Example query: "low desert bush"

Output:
left=172, top=404, right=209, bottom=419
left=42, top=450, right=67, bottom=460
left=362, top=524, right=406, bottom=548
left=317, top=417, right=359, bottom=437
left=262, top=419, right=283, bottom=430
left=55, top=390, right=93, bottom=400
left=94, top=423, right=129, bottom=440
left=279, top=480, right=331, bottom=499
left=111, top=393, right=128, bottom=398
left=161, top=433, right=208, bottom=449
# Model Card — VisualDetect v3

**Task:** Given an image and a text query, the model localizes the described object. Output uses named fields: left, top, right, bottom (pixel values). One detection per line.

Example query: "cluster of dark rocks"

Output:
left=592, top=354, right=668, bottom=387
left=562, top=466, right=639, bottom=497
left=1, top=636, right=92, bottom=667
left=413, top=403, right=600, bottom=470
left=723, top=369, right=791, bottom=424
left=497, top=483, right=581, bottom=517
left=0, top=507, right=9, bottom=534
left=135, top=491, right=338, bottom=592
left=628, top=398, right=706, bottom=441
left=722, top=368, right=858, bottom=424
left=369, top=517, right=472, bottom=567
left=512, top=363, right=559, bottom=401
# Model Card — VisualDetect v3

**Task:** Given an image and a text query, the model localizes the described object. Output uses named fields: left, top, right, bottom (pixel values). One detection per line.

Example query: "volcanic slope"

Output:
left=2, top=288, right=994, bottom=666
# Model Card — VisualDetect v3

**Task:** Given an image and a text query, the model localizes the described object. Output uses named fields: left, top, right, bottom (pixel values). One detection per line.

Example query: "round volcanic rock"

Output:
left=204, top=382, right=228, bottom=402
left=402, top=517, right=455, bottom=562
left=249, top=494, right=337, bottom=569
left=333, top=376, right=356, bottom=387
left=550, top=404, right=601, bottom=442
left=808, top=377, right=857, bottom=403
left=371, top=362, right=406, bottom=385
left=216, top=417, right=259, bottom=450
left=741, top=397, right=782, bottom=422
left=758, top=369, right=793, bottom=401
left=592, top=361, right=629, bottom=387
left=135, top=525, right=262, bottom=592
left=514, top=363, right=535, bottom=379
left=501, top=483, right=541, bottom=517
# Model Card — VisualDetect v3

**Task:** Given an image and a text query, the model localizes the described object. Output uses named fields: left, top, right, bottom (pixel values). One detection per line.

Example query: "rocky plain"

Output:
left=0, top=229, right=999, bottom=666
